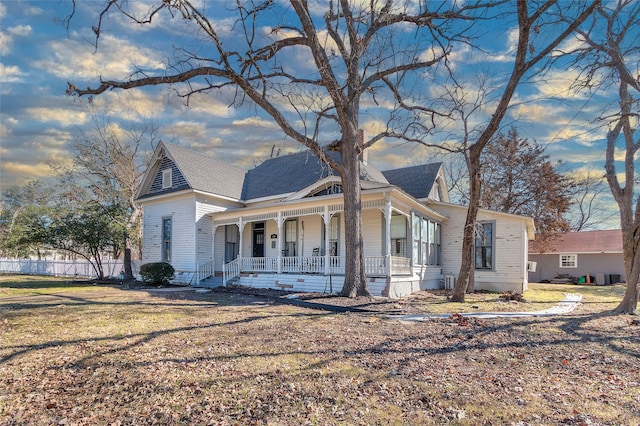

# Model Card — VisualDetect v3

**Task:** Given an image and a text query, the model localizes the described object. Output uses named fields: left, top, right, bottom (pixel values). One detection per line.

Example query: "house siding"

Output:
left=195, top=196, right=233, bottom=266
left=363, top=210, right=383, bottom=256
left=528, top=252, right=625, bottom=284
left=148, top=157, right=189, bottom=194
left=141, top=194, right=197, bottom=271
left=437, top=205, right=529, bottom=293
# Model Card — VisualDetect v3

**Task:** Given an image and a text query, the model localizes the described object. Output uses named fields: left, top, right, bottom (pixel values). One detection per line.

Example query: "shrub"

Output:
left=139, top=262, right=175, bottom=286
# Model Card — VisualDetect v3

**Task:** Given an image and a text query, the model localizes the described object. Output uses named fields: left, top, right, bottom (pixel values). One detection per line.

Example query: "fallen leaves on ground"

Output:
left=0, top=287, right=638, bottom=425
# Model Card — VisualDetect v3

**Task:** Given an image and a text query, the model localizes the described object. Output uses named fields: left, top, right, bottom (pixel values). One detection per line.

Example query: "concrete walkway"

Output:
left=388, top=293, right=583, bottom=321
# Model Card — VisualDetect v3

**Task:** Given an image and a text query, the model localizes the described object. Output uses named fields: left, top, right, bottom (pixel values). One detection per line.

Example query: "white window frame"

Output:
left=411, top=213, right=441, bottom=266
left=161, top=216, right=172, bottom=262
left=474, top=221, right=495, bottom=271
left=162, top=168, right=172, bottom=189
left=559, top=254, right=577, bottom=268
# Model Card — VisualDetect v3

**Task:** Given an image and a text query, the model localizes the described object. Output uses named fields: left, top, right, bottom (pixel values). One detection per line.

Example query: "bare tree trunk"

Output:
left=605, top=82, right=639, bottom=315
left=614, top=227, right=639, bottom=314
left=452, top=146, right=481, bottom=301
left=339, top=133, right=370, bottom=298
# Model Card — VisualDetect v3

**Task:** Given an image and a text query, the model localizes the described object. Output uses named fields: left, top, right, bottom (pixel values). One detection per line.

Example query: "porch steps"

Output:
left=195, top=275, right=224, bottom=288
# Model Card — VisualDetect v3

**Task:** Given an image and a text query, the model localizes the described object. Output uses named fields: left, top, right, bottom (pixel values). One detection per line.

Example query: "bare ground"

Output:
left=0, top=285, right=638, bottom=425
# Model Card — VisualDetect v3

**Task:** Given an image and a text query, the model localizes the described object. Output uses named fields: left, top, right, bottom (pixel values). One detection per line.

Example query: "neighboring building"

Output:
left=136, top=141, right=535, bottom=297
left=528, top=230, right=625, bottom=285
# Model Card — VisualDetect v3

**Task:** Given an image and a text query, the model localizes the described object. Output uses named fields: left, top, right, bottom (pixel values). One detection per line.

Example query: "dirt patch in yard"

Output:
left=1, top=285, right=638, bottom=425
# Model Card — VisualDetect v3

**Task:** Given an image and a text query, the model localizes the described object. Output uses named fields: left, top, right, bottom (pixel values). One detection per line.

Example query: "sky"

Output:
left=0, top=0, right=634, bottom=230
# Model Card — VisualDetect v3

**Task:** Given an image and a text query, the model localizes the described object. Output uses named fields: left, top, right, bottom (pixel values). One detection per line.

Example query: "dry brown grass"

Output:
left=1, top=276, right=638, bottom=425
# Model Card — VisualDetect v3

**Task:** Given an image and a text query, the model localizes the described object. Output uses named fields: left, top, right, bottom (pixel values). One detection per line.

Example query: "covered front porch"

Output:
left=196, top=186, right=446, bottom=297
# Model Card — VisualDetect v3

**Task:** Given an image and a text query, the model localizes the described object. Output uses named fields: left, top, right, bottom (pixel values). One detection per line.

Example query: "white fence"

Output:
left=0, top=258, right=141, bottom=279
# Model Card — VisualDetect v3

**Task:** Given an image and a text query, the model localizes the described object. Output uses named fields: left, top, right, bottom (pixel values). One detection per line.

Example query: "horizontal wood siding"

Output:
left=529, top=253, right=625, bottom=283
left=437, top=204, right=529, bottom=293
left=264, top=219, right=280, bottom=259
left=214, top=226, right=226, bottom=272
left=301, top=216, right=323, bottom=257
left=362, top=210, right=383, bottom=257
left=141, top=194, right=196, bottom=271
left=195, top=196, right=233, bottom=265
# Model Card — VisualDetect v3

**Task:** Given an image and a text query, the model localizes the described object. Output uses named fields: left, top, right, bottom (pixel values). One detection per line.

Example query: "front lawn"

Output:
left=1, top=276, right=638, bottom=425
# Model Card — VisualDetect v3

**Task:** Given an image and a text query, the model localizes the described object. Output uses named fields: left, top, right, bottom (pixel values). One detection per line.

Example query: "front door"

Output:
left=252, top=222, right=265, bottom=257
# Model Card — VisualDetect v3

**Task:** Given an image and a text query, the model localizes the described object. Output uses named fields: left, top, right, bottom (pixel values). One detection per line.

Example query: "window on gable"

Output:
left=475, top=221, right=494, bottom=270
left=559, top=254, right=577, bottom=268
left=311, top=184, right=343, bottom=197
left=162, top=168, right=172, bottom=189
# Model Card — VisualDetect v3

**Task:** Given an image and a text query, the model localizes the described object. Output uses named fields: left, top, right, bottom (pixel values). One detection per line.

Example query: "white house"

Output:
left=136, top=141, right=535, bottom=297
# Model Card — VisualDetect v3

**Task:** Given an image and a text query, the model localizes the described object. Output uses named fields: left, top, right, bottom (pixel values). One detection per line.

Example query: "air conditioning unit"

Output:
left=444, top=275, right=456, bottom=290
left=527, top=261, right=537, bottom=272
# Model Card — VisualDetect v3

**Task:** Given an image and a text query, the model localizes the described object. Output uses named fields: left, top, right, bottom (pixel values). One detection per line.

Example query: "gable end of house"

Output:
left=147, top=156, right=190, bottom=195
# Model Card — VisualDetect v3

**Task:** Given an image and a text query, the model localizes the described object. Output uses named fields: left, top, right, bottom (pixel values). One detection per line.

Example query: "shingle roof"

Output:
left=241, top=150, right=389, bottom=200
left=162, top=142, right=246, bottom=199
left=141, top=142, right=444, bottom=202
left=529, top=230, right=623, bottom=254
left=382, top=163, right=442, bottom=199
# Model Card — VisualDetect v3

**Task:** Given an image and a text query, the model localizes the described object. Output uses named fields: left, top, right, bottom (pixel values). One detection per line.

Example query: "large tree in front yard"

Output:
left=569, top=0, right=639, bottom=314
left=446, top=1, right=599, bottom=301
left=66, top=1, right=599, bottom=298
left=66, top=0, right=506, bottom=297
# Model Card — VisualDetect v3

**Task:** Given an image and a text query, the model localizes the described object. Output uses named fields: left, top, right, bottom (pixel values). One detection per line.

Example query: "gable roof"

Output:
left=137, top=141, right=246, bottom=200
left=382, top=163, right=443, bottom=199
left=241, top=150, right=389, bottom=200
left=138, top=142, right=447, bottom=204
left=529, top=230, right=623, bottom=254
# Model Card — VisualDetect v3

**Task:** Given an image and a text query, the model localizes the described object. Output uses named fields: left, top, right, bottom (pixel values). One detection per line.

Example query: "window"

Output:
left=475, top=222, right=494, bottom=270
left=162, top=217, right=172, bottom=262
left=559, top=254, right=577, bottom=268
left=421, top=218, right=429, bottom=265
left=413, top=215, right=421, bottom=264
left=390, top=214, right=407, bottom=257
left=411, top=213, right=441, bottom=266
left=225, top=225, right=239, bottom=262
left=162, top=168, right=172, bottom=189
left=429, top=221, right=441, bottom=265
left=322, top=215, right=340, bottom=256
left=284, top=219, right=297, bottom=256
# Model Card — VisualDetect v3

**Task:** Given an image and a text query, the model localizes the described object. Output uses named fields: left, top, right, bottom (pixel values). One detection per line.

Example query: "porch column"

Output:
left=211, top=222, right=218, bottom=272
left=238, top=217, right=244, bottom=266
left=277, top=211, right=283, bottom=274
left=385, top=197, right=392, bottom=277
left=324, top=206, right=330, bottom=276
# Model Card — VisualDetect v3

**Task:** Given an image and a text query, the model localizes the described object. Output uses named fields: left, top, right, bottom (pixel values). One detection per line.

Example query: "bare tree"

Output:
left=480, top=127, right=573, bottom=250
left=445, top=1, right=599, bottom=302
left=66, top=0, right=509, bottom=297
left=568, top=0, right=639, bottom=314
left=568, top=169, right=616, bottom=232
left=66, top=1, right=598, bottom=298
left=53, top=114, right=158, bottom=279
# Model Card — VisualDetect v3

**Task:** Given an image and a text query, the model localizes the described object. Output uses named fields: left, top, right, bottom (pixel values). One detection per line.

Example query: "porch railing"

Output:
left=390, top=256, right=412, bottom=275
left=223, top=258, right=241, bottom=285
left=196, top=260, right=215, bottom=285
left=221, top=255, right=411, bottom=285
